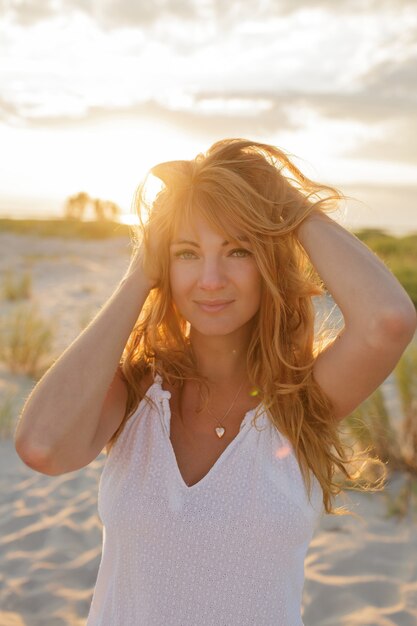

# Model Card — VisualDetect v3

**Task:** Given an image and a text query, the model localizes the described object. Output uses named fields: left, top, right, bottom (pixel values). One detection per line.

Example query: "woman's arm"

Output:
left=297, top=211, right=417, bottom=419
left=14, top=246, right=155, bottom=473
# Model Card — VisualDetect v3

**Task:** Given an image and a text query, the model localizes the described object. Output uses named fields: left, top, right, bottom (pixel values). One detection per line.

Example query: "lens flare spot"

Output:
left=275, top=444, right=291, bottom=459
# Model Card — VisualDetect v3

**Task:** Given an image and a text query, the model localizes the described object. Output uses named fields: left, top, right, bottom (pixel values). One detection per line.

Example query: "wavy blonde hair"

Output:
left=106, top=138, right=386, bottom=516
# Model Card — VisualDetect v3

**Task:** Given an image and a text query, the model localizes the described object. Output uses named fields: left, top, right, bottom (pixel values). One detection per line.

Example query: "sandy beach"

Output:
left=1, top=230, right=416, bottom=626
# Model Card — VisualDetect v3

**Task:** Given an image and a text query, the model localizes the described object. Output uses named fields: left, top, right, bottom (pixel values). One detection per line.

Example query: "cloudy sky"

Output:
left=1, top=0, right=416, bottom=233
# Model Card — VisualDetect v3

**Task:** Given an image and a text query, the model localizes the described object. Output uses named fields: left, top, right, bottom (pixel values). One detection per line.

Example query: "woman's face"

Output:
left=169, top=213, right=262, bottom=338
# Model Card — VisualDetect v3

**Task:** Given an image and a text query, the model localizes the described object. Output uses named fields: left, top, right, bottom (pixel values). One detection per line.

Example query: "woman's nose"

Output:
left=197, top=259, right=227, bottom=290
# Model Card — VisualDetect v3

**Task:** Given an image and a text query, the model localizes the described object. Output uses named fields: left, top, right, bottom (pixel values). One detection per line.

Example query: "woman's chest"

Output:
left=169, top=410, right=243, bottom=487
left=167, top=384, right=259, bottom=488
left=98, top=404, right=322, bottom=552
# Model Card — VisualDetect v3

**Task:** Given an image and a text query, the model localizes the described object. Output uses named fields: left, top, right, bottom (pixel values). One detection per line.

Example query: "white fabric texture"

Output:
left=87, top=374, right=324, bottom=626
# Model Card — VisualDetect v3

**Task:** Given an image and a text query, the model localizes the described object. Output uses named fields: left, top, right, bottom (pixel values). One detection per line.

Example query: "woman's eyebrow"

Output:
left=170, top=235, right=249, bottom=247
left=170, top=240, right=200, bottom=247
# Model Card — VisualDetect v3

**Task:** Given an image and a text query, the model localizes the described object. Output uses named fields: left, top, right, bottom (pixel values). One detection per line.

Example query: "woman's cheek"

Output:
left=169, top=264, right=191, bottom=303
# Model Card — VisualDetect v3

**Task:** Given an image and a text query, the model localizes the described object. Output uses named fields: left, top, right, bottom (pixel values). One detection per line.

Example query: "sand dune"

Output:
left=1, top=231, right=416, bottom=625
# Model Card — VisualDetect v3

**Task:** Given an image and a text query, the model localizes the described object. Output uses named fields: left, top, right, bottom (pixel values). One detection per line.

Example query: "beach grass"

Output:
left=0, top=391, right=15, bottom=439
left=342, top=342, right=417, bottom=518
left=2, top=269, right=32, bottom=301
left=0, top=303, right=56, bottom=379
left=354, top=229, right=417, bottom=307
left=383, top=474, right=417, bottom=519
left=0, top=217, right=131, bottom=239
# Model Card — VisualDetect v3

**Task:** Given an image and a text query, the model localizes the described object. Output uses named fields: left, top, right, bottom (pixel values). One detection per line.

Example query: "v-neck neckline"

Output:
left=154, top=375, right=263, bottom=492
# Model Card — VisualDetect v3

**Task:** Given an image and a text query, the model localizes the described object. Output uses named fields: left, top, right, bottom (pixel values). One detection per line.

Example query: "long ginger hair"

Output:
left=106, top=138, right=385, bottom=516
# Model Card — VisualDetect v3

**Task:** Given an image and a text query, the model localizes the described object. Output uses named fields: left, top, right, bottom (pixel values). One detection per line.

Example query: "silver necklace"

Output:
left=206, top=378, right=246, bottom=438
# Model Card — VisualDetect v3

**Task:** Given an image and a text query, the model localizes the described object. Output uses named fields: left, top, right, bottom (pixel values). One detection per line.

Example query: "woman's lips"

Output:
left=195, top=300, right=233, bottom=312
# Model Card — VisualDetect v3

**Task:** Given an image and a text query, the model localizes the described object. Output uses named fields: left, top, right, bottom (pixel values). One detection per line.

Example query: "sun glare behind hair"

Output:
left=132, top=172, right=165, bottom=226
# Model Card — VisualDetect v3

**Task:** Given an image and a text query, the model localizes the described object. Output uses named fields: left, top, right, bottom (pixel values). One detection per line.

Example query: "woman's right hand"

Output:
left=124, top=236, right=160, bottom=292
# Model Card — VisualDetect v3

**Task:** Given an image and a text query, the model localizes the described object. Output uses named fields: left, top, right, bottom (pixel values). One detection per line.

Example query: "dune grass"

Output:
left=0, top=303, right=56, bottom=379
left=342, top=342, right=417, bottom=519
left=2, top=270, right=32, bottom=301
left=0, top=391, right=14, bottom=439
left=354, top=229, right=417, bottom=308
left=0, top=217, right=131, bottom=239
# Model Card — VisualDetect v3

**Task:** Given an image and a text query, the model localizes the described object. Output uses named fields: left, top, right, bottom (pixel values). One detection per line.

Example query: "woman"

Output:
left=15, top=139, right=416, bottom=625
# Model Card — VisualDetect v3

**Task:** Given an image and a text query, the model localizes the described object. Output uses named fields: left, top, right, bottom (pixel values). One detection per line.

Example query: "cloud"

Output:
left=316, top=41, right=417, bottom=162
left=3, top=0, right=56, bottom=26
left=2, top=0, right=416, bottom=170
left=309, top=92, right=415, bottom=124
left=345, top=115, right=417, bottom=163
left=341, top=182, right=417, bottom=233
left=1, top=85, right=416, bottom=166
left=96, top=0, right=198, bottom=29
left=4, top=0, right=416, bottom=28
left=0, top=95, right=24, bottom=125
left=0, top=95, right=295, bottom=139
left=359, top=55, right=417, bottom=101
left=2, top=0, right=198, bottom=28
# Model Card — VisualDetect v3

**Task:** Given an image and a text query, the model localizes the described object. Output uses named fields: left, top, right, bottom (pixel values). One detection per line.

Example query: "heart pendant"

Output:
left=215, top=427, right=225, bottom=438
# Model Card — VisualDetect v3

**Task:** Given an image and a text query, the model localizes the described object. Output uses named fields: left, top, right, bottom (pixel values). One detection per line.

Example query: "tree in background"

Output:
left=64, top=192, right=121, bottom=221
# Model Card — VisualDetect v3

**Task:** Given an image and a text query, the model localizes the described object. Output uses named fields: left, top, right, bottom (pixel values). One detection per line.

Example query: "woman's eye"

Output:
left=173, top=248, right=252, bottom=259
left=230, top=248, right=252, bottom=257
left=174, top=250, right=197, bottom=259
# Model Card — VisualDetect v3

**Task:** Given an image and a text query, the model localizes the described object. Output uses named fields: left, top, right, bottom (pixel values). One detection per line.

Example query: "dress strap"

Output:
left=151, top=372, right=172, bottom=400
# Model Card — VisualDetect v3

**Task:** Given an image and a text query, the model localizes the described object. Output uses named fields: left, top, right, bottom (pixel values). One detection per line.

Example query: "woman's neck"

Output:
left=188, top=327, right=251, bottom=387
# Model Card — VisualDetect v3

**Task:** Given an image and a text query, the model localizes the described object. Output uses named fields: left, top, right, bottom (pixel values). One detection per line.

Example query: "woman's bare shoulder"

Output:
left=94, top=368, right=154, bottom=449
left=137, top=369, right=156, bottom=396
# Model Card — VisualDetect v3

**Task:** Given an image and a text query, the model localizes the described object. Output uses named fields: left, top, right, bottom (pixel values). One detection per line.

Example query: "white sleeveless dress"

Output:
left=86, top=374, right=324, bottom=626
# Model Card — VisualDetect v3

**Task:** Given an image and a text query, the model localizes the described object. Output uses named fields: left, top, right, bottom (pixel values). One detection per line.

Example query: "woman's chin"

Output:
left=188, top=318, right=255, bottom=339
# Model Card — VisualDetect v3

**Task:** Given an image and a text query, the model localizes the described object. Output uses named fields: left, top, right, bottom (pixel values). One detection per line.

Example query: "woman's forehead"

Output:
left=172, top=212, right=244, bottom=242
